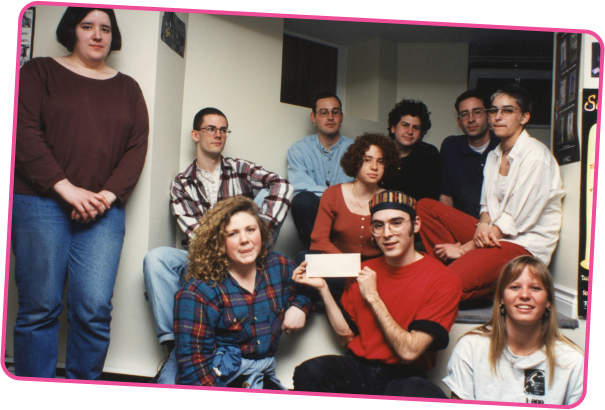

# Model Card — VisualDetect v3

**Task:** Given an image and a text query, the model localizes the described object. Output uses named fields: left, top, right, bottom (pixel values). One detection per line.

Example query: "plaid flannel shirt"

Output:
left=171, top=157, right=293, bottom=243
left=174, top=252, right=313, bottom=386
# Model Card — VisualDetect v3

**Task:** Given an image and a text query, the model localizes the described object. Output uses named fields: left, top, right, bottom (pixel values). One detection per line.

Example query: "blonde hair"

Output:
left=467, top=255, right=582, bottom=385
left=185, top=196, right=272, bottom=285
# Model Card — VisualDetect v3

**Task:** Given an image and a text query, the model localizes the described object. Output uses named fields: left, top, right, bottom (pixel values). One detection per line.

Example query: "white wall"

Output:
left=396, top=43, right=469, bottom=148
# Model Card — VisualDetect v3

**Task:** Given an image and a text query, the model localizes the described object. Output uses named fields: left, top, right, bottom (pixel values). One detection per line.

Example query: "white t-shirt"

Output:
left=443, top=333, right=584, bottom=405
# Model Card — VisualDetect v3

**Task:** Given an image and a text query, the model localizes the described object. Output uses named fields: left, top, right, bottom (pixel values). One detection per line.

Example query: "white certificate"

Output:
left=305, top=253, right=361, bottom=278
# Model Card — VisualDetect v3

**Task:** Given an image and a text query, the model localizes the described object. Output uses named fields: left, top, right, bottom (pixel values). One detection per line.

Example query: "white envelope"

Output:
left=305, top=253, right=361, bottom=278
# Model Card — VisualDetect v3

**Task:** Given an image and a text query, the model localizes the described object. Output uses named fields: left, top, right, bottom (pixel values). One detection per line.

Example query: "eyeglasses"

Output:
left=485, top=107, right=521, bottom=117
left=199, top=126, right=232, bottom=136
left=370, top=218, right=410, bottom=236
left=316, top=108, right=343, bottom=118
left=458, top=108, right=486, bottom=120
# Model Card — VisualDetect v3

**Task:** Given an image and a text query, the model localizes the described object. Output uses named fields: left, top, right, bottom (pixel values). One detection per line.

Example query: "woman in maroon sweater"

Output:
left=12, top=7, right=148, bottom=379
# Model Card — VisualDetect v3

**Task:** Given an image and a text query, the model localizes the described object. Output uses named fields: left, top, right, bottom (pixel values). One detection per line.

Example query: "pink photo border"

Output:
left=3, top=1, right=603, bottom=409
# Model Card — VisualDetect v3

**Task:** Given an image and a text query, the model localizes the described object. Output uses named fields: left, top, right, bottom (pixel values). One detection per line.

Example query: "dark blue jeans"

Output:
left=291, top=191, right=320, bottom=249
left=11, top=194, right=125, bottom=379
left=293, top=353, right=447, bottom=398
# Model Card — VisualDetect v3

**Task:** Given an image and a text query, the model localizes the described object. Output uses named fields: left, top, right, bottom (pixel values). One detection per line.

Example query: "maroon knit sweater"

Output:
left=15, top=57, right=149, bottom=204
left=310, top=184, right=382, bottom=259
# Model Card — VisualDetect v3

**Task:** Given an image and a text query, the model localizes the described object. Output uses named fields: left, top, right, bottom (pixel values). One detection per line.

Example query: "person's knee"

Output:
left=416, top=198, right=434, bottom=217
left=292, top=191, right=320, bottom=212
left=143, top=247, right=186, bottom=279
left=144, top=247, right=172, bottom=271
left=293, top=358, right=327, bottom=391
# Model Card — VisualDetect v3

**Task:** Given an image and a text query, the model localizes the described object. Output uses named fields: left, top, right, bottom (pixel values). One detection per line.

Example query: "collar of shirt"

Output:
left=494, top=129, right=530, bottom=163
left=184, top=157, right=234, bottom=183
left=314, top=134, right=342, bottom=156
left=460, top=130, right=499, bottom=156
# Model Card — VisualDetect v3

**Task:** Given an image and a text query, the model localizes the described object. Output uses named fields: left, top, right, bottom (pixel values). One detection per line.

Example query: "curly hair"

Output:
left=387, top=99, right=432, bottom=138
left=340, top=133, right=400, bottom=180
left=185, top=196, right=272, bottom=285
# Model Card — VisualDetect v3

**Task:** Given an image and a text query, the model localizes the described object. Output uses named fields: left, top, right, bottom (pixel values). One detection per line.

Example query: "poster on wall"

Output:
left=20, top=7, right=35, bottom=68
left=160, top=12, right=186, bottom=58
left=592, top=42, right=600, bottom=77
left=578, top=89, right=598, bottom=318
left=553, top=33, right=581, bottom=165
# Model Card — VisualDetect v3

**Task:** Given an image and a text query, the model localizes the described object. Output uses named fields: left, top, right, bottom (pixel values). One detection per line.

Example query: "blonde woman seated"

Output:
left=443, top=256, right=584, bottom=405
left=174, top=197, right=313, bottom=387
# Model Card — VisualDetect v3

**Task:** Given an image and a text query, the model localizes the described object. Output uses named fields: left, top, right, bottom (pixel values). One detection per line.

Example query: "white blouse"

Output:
left=480, top=130, right=564, bottom=264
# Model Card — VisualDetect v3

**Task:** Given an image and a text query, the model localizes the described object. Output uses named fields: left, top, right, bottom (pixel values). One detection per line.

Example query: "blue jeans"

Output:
left=11, top=194, right=126, bottom=379
left=143, top=247, right=188, bottom=345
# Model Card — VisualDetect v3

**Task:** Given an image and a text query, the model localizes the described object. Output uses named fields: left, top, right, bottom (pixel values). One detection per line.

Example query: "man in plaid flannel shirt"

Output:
left=143, top=107, right=293, bottom=383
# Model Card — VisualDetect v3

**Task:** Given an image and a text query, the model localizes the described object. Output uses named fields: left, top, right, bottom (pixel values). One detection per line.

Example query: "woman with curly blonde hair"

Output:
left=174, top=196, right=313, bottom=388
left=443, top=255, right=584, bottom=404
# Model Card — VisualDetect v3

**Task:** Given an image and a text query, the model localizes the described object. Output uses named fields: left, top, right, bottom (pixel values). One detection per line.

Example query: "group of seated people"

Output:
left=11, top=7, right=583, bottom=404
left=142, top=85, right=583, bottom=404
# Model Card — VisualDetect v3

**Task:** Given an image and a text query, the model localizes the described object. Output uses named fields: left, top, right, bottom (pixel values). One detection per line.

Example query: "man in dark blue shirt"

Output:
left=439, top=90, right=500, bottom=218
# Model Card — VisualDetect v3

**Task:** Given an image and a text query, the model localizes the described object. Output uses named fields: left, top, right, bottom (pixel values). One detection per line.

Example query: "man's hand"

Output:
left=357, top=267, right=379, bottom=302
left=54, top=179, right=111, bottom=223
left=434, top=243, right=463, bottom=263
left=292, top=261, right=327, bottom=290
left=281, top=306, right=306, bottom=335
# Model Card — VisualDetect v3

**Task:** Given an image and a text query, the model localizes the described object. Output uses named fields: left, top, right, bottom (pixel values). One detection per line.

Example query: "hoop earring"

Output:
left=500, top=304, right=506, bottom=315
left=544, top=307, right=551, bottom=318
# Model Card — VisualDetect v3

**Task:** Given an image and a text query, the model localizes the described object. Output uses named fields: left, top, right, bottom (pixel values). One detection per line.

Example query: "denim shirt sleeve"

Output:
left=287, top=140, right=328, bottom=197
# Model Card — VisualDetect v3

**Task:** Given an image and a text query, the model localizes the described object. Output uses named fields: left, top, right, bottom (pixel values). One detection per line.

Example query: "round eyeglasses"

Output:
left=370, top=218, right=411, bottom=236
left=199, top=126, right=232, bottom=136
left=316, top=108, right=343, bottom=118
left=458, top=109, right=486, bottom=121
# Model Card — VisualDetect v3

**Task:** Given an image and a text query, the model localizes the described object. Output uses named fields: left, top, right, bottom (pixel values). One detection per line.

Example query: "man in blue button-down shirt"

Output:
left=287, top=92, right=354, bottom=249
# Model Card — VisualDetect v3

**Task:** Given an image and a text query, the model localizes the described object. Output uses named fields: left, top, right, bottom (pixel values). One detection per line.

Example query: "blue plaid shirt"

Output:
left=174, top=251, right=313, bottom=386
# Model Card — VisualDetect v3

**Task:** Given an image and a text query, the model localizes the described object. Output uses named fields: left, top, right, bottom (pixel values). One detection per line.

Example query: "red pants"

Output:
left=417, top=199, right=531, bottom=301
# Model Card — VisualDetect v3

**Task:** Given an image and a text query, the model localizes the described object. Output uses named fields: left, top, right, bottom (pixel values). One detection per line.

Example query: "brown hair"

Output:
left=467, top=256, right=582, bottom=385
left=185, top=196, right=271, bottom=284
left=340, top=133, right=399, bottom=180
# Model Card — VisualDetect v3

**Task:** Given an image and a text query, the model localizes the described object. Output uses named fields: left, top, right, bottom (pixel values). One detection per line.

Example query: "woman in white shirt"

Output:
left=443, top=256, right=584, bottom=405
left=417, top=85, right=564, bottom=302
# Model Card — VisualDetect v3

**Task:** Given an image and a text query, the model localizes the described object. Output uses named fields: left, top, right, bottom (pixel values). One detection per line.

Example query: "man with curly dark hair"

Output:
left=287, top=92, right=355, bottom=249
left=381, top=99, right=441, bottom=201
